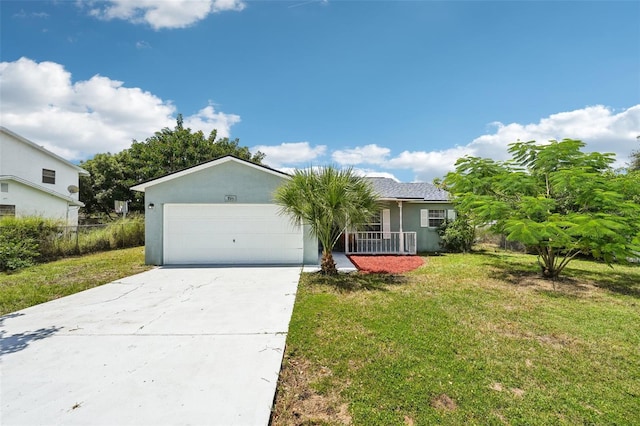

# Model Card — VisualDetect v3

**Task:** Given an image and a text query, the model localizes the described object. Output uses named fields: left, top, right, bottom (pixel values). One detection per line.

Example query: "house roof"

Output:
left=0, top=175, right=85, bottom=207
left=366, top=177, right=450, bottom=202
left=130, top=155, right=290, bottom=192
left=0, top=126, right=89, bottom=176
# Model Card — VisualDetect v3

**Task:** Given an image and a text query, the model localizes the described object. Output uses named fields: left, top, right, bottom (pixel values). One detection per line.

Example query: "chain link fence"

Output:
left=1, top=217, right=144, bottom=271
left=45, top=221, right=145, bottom=256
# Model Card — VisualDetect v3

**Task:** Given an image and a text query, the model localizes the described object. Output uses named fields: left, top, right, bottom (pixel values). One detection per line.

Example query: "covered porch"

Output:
left=345, top=230, right=417, bottom=255
left=342, top=177, right=453, bottom=255
left=344, top=200, right=418, bottom=255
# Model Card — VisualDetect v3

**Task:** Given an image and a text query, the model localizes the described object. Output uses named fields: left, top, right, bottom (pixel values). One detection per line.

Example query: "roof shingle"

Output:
left=365, top=177, right=450, bottom=201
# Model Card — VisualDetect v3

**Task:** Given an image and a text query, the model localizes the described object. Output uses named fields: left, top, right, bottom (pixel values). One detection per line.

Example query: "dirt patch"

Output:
left=490, top=382, right=504, bottom=392
left=430, top=393, right=457, bottom=411
left=510, top=387, right=525, bottom=398
left=270, top=355, right=351, bottom=425
left=348, top=255, right=424, bottom=274
left=493, top=269, right=604, bottom=298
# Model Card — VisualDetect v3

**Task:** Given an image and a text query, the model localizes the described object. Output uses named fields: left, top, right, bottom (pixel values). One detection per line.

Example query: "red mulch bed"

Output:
left=348, top=255, right=424, bottom=274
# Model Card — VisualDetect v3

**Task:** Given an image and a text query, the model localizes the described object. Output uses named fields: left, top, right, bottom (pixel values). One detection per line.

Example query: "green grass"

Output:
left=0, top=247, right=151, bottom=315
left=273, top=250, right=640, bottom=425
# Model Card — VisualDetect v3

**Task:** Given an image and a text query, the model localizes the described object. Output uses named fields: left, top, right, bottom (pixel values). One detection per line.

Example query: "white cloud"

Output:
left=87, top=0, right=245, bottom=30
left=183, top=104, right=240, bottom=139
left=352, top=169, right=399, bottom=181
left=386, top=146, right=475, bottom=182
left=268, top=105, right=639, bottom=183
left=13, top=9, right=49, bottom=19
left=370, top=105, right=639, bottom=182
left=135, top=40, right=151, bottom=49
left=0, top=57, right=240, bottom=160
left=251, top=142, right=327, bottom=168
left=332, top=144, right=390, bottom=165
left=468, top=105, right=640, bottom=170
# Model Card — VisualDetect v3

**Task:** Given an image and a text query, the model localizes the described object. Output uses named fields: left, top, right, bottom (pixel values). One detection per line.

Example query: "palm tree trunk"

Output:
left=320, top=250, right=338, bottom=275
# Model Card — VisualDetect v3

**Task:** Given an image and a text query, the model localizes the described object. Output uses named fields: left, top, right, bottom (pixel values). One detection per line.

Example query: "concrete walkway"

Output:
left=303, top=252, right=357, bottom=273
left=0, top=267, right=301, bottom=426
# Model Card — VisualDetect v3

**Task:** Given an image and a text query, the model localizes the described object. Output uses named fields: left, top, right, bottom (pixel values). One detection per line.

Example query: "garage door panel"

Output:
left=163, top=204, right=303, bottom=265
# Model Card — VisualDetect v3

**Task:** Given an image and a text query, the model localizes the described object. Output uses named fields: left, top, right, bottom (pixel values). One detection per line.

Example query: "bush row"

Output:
left=0, top=216, right=145, bottom=271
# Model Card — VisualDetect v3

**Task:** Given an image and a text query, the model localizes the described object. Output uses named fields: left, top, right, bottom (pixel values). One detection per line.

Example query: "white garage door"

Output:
left=163, top=204, right=303, bottom=265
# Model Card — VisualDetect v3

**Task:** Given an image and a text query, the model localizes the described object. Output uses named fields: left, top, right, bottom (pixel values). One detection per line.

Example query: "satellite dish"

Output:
left=67, top=185, right=79, bottom=194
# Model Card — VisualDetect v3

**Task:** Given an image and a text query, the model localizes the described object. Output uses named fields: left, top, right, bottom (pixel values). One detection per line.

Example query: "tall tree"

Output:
left=630, top=138, right=640, bottom=171
left=79, top=152, right=130, bottom=217
left=126, top=114, right=264, bottom=183
left=80, top=116, right=264, bottom=216
left=275, top=166, right=380, bottom=275
left=444, top=139, right=640, bottom=279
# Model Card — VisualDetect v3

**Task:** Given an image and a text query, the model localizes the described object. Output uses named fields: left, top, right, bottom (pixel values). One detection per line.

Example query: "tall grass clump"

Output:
left=1, top=215, right=145, bottom=271
left=50, top=215, right=145, bottom=257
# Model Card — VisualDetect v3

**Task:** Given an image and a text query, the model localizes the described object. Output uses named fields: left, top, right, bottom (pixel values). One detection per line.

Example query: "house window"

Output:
left=363, top=211, right=382, bottom=232
left=0, top=204, right=16, bottom=217
left=420, top=209, right=446, bottom=228
left=361, top=209, right=390, bottom=235
left=0, top=183, right=7, bottom=193
left=42, top=169, right=56, bottom=184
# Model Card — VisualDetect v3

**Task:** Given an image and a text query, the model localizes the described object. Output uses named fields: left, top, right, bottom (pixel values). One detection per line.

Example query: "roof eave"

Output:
left=1, top=127, right=89, bottom=176
left=0, top=175, right=85, bottom=206
left=130, top=155, right=290, bottom=192
left=378, top=197, right=451, bottom=202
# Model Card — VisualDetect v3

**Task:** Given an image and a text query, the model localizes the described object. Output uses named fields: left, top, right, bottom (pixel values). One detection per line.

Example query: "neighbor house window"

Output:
left=0, top=204, right=16, bottom=217
left=42, top=169, right=56, bottom=184
left=420, top=209, right=446, bottom=228
left=0, top=183, right=8, bottom=193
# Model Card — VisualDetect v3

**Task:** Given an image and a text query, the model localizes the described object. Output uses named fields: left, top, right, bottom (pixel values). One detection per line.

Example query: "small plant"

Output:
left=437, top=214, right=475, bottom=253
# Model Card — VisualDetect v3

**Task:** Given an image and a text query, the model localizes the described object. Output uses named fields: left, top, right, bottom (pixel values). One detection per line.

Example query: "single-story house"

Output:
left=348, top=177, right=455, bottom=255
left=0, top=127, right=88, bottom=225
left=131, top=155, right=454, bottom=266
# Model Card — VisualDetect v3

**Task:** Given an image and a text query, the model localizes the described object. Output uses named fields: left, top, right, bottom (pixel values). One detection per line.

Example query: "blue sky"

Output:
left=1, top=0, right=639, bottom=182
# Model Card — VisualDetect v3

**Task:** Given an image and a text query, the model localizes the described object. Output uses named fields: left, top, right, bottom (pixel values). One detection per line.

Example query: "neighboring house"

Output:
left=131, top=155, right=318, bottom=266
left=345, top=177, right=454, bottom=255
left=0, top=127, right=88, bottom=225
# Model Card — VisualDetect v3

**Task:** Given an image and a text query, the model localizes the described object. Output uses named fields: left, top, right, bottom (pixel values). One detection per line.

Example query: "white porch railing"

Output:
left=345, top=232, right=417, bottom=255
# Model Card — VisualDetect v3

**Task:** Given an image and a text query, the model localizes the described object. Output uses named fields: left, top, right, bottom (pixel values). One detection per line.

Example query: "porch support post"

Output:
left=398, top=201, right=404, bottom=253
left=345, top=226, right=350, bottom=254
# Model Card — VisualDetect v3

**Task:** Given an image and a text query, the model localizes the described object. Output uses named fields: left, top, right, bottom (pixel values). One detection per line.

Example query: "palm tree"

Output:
left=275, top=166, right=380, bottom=275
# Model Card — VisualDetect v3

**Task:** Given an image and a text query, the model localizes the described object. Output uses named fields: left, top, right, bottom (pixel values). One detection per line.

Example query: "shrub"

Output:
left=437, top=214, right=475, bottom=253
left=0, top=217, right=61, bottom=271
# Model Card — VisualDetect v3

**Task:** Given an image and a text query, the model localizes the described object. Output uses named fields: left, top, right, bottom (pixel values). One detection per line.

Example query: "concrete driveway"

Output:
left=0, top=266, right=301, bottom=426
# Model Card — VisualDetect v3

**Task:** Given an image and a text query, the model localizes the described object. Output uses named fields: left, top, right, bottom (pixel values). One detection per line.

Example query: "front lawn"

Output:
left=272, top=250, right=640, bottom=425
left=0, top=247, right=151, bottom=316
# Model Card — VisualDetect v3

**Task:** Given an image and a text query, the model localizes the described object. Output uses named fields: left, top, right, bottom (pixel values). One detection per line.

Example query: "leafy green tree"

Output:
left=80, top=115, right=264, bottom=216
left=444, top=139, right=640, bottom=279
left=275, top=166, right=380, bottom=275
left=126, top=115, right=264, bottom=184
left=80, top=152, right=130, bottom=217
left=630, top=145, right=640, bottom=171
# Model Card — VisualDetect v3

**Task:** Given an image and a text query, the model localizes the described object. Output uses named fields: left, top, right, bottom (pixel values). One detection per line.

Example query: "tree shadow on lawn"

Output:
left=305, top=272, right=408, bottom=293
left=563, top=266, right=640, bottom=298
left=475, top=251, right=640, bottom=298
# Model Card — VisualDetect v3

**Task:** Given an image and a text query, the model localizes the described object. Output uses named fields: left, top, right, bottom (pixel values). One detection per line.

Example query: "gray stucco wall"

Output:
left=381, top=201, right=454, bottom=252
left=140, top=160, right=318, bottom=265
